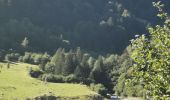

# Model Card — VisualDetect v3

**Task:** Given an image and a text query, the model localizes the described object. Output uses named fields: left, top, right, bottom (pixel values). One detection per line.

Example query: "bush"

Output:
left=82, top=78, right=94, bottom=85
left=40, top=74, right=93, bottom=84
left=29, top=67, right=43, bottom=78
left=41, top=74, right=64, bottom=83
left=64, top=74, right=80, bottom=83
left=20, top=52, right=50, bottom=65
left=5, top=53, right=20, bottom=61
left=90, top=83, right=108, bottom=96
left=22, top=53, right=31, bottom=63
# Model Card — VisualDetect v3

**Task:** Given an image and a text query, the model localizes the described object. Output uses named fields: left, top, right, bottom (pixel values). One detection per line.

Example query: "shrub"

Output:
left=22, top=53, right=31, bottom=63
left=20, top=52, right=50, bottom=65
left=41, top=74, right=64, bottom=83
left=29, top=67, right=43, bottom=78
left=81, top=78, right=94, bottom=85
left=64, top=74, right=79, bottom=83
left=90, top=83, right=108, bottom=96
left=5, top=53, right=20, bottom=61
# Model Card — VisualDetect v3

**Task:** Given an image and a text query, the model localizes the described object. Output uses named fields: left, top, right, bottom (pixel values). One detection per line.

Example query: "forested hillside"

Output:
left=0, top=0, right=170, bottom=100
left=0, top=0, right=169, bottom=54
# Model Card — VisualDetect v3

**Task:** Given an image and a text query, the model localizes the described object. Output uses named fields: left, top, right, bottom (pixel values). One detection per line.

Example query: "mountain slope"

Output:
left=0, top=0, right=169, bottom=54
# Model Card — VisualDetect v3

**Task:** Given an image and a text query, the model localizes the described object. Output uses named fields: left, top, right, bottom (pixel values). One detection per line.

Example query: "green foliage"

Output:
left=40, top=48, right=121, bottom=94
left=62, top=53, right=75, bottom=76
left=20, top=52, right=50, bottom=65
left=76, top=47, right=83, bottom=63
left=114, top=73, right=126, bottom=96
left=87, top=57, right=95, bottom=69
left=44, top=62, right=55, bottom=73
left=123, top=84, right=144, bottom=97
left=74, top=65, right=83, bottom=78
left=21, top=52, right=31, bottom=63
left=29, top=67, right=43, bottom=78
left=129, top=2, right=170, bottom=99
left=21, top=37, right=29, bottom=48
left=5, top=53, right=20, bottom=61
left=0, top=0, right=166, bottom=54
left=2, top=0, right=169, bottom=98
left=113, top=45, right=149, bottom=98
left=41, top=74, right=81, bottom=83
left=80, top=53, right=91, bottom=78
left=64, top=74, right=79, bottom=83
left=90, top=56, right=104, bottom=83
left=90, top=83, right=108, bottom=96
left=41, top=74, right=65, bottom=83
left=89, top=56, right=113, bottom=91
left=50, top=48, right=65, bottom=74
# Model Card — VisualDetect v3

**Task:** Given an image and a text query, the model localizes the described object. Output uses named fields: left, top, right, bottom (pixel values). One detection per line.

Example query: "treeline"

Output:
left=0, top=47, right=136, bottom=96
left=31, top=47, right=124, bottom=95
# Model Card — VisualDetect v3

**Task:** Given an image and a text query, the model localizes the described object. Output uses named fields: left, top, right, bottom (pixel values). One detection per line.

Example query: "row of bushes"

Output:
left=19, top=52, right=50, bottom=65
left=4, top=52, right=50, bottom=65
left=5, top=53, right=20, bottom=61
left=40, top=74, right=108, bottom=96
left=28, top=68, right=93, bottom=85
left=28, top=68, right=108, bottom=96
left=40, top=74, right=94, bottom=85
left=27, top=68, right=109, bottom=98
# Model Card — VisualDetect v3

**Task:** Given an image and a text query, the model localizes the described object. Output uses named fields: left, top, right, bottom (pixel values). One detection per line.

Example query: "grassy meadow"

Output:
left=0, top=62, right=99, bottom=100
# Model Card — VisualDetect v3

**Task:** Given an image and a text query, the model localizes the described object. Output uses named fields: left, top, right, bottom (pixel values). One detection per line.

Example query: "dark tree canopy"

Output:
left=0, top=0, right=169, bottom=54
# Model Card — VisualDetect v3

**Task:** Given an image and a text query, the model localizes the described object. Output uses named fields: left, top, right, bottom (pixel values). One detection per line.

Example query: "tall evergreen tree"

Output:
left=87, top=57, right=95, bottom=69
left=62, top=53, right=74, bottom=76
left=74, top=65, right=83, bottom=78
left=51, top=48, right=65, bottom=74
left=90, top=56, right=105, bottom=83
left=80, top=53, right=90, bottom=78
left=76, top=47, right=82, bottom=63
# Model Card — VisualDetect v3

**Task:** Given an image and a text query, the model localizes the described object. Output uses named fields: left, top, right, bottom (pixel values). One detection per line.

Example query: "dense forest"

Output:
left=0, top=0, right=170, bottom=100
left=0, top=0, right=169, bottom=54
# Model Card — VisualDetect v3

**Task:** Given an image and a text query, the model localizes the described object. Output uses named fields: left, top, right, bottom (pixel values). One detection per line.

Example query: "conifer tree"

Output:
left=62, top=53, right=74, bottom=76
left=87, top=57, right=95, bottom=69
left=80, top=53, right=90, bottom=78
left=51, top=48, right=65, bottom=74
left=21, top=37, right=29, bottom=48
left=76, top=47, right=82, bottom=63
left=90, top=56, right=104, bottom=83
left=74, top=65, right=83, bottom=78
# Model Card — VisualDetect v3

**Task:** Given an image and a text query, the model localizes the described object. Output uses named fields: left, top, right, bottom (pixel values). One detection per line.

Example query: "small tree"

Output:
left=21, top=37, right=29, bottom=48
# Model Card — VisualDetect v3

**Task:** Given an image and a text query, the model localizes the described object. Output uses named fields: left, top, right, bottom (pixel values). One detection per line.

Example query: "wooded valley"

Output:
left=0, top=0, right=170, bottom=100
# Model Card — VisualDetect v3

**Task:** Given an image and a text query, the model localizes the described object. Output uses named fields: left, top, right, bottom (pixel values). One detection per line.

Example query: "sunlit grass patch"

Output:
left=0, top=62, right=97, bottom=99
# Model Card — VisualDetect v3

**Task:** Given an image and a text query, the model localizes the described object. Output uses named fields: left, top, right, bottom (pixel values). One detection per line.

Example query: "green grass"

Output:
left=0, top=62, right=98, bottom=100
